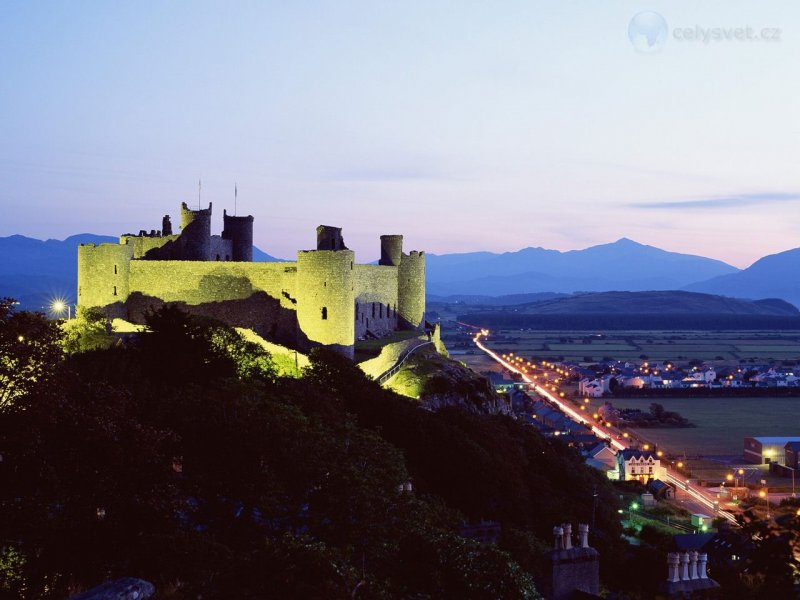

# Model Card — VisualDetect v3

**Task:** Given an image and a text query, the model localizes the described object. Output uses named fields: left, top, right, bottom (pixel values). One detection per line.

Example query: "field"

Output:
left=599, top=396, right=800, bottom=456
left=468, top=329, right=800, bottom=364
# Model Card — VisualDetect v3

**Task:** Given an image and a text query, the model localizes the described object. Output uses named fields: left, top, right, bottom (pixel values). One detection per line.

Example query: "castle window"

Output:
left=380, top=303, right=384, bottom=318
left=387, top=303, right=391, bottom=316
left=351, top=261, right=353, bottom=270
left=321, top=307, right=328, bottom=320
left=324, top=281, right=327, bottom=287
left=355, top=303, right=359, bottom=317
left=113, top=286, right=117, bottom=296
left=114, top=264, right=117, bottom=274
left=372, top=303, right=376, bottom=318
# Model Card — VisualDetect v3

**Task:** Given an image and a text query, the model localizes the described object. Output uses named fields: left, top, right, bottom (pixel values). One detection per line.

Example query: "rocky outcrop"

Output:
left=386, top=346, right=510, bottom=415
left=68, top=578, right=154, bottom=600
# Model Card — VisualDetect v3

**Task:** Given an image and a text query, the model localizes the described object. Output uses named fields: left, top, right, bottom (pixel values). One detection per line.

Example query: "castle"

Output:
left=77, top=202, right=426, bottom=357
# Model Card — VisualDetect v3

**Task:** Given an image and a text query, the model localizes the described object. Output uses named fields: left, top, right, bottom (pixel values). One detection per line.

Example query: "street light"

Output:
left=51, top=299, right=71, bottom=319
left=759, top=489, right=770, bottom=519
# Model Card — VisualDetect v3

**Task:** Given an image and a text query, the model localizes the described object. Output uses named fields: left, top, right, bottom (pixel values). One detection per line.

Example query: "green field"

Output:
left=607, top=396, right=800, bottom=456
left=469, top=329, right=800, bottom=364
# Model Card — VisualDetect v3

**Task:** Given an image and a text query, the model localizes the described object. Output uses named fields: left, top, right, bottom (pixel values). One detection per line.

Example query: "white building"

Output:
left=616, top=450, right=667, bottom=483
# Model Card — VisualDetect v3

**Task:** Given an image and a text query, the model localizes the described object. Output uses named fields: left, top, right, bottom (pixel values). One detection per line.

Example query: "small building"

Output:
left=690, top=514, right=713, bottom=530
left=785, top=441, right=800, bottom=469
left=647, top=479, right=675, bottom=500
left=743, top=436, right=800, bottom=464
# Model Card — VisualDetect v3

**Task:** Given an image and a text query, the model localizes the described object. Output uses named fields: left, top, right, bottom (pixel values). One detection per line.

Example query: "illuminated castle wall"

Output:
left=77, top=203, right=426, bottom=358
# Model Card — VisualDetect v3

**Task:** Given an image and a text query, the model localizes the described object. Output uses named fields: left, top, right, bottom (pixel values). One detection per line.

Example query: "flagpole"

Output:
left=198, top=178, right=202, bottom=210
left=235, top=183, right=238, bottom=216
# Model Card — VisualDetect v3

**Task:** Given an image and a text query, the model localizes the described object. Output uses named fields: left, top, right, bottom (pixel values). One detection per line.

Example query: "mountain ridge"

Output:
left=427, top=238, right=739, bottom=295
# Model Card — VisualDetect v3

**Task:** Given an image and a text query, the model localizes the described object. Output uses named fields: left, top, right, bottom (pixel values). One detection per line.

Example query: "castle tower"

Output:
left=397, top=250, right=426, bottom=329
left=162, top=215, right=172, bottom=236
left=379, top=235, right=403, bottom=266
left=296, top=244, right=355, bottom=358
left=316, top=225, right=347, bottom=250
left=77, top=241, right=134, bottom=313
left=179, top=202, right=212, bottom=261
left=221, top=210, right=254, bottom=262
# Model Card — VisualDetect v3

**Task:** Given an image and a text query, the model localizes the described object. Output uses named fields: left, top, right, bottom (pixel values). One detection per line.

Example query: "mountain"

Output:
left=427, top=238, right=739, bottom=296
left=685, top=247, right=800, bottom=308
left=0, top=234, right=285, bottom=310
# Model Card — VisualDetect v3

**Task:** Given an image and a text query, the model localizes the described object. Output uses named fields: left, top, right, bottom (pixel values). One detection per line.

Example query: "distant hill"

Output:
left=507, top=291, right=799, bottom=316
left=685, top=247, right=800, bottom=309
left=427, top=292, right=567, bottom=306
left=0, top=234, right=285, bottom=310
left=457, top=291, right=800, bottom=331
left=427, top=238, right=739, bottom=296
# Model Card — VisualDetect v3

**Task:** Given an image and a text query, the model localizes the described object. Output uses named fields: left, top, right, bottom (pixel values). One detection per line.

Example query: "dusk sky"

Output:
left=2, top=1, right=799, bottom=267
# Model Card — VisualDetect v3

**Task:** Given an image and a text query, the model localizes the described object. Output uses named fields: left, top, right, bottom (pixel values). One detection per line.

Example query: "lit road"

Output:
left=472, top=330, right=739, bottom=526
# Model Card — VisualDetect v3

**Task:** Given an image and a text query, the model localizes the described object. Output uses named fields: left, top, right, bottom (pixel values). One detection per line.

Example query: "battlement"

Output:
left=78, top=205, right=426, bottom=357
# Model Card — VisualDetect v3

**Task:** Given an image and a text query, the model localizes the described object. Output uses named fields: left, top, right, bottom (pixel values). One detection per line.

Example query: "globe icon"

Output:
left=628, top=11, right=668, bottom=53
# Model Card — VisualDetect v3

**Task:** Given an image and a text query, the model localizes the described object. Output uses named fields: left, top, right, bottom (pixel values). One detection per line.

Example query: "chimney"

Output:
left=698, top=553, right=708, bottom=579
left=562, top=523, right=573, bottom=550
left=578, top=523, right=589, bottom=548
left=553, top=526, right=564, bottom=550
left=667, top=553, right=680, bottom=583
left=680, top=553, right=690, bottom=581
left=689, top=550, right=699, bottom=580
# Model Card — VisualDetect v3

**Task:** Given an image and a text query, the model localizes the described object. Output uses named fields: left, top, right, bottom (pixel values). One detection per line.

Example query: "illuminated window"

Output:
left=321, top=307, right=328, bottom=320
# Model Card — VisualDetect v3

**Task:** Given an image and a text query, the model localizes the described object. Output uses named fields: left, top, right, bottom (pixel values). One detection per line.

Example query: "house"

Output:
left=579, top=378, right=604, bottom=398
left=616, top=449, right=666, bottom=483
left=585, top=443, right=619, bottom=479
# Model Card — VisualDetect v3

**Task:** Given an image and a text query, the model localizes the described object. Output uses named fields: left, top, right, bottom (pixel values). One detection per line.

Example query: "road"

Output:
left=472, top=330, right=739, bottom=526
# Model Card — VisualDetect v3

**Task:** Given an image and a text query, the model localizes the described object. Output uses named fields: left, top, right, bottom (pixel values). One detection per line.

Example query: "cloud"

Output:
left=630, top=192, right=800, bottom=210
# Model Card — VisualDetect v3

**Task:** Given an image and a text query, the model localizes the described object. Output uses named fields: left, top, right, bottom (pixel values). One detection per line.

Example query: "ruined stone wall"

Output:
left=296, top=250, right=355, bottom=357
left=209, top=236, right=233, bottom=262
left=120, top=235, right=179, bottom=259
left=398, top=251, right=425, bottom=329
left=124, top=261, right=299, bottom=344
left=354, top=264, right=398, bottom=338
left=77, top=242, right=134, bottom=309
left=127, top=261, right=294, bottom=306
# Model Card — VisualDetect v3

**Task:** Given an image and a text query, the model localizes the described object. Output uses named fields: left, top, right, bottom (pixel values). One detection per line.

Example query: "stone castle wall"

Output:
left=398, top=251, right=426, bottom=329
left=120, top=234, right=178, bottom=259
left=78, top=204, right=425, bottom=356
left=77, top=242, right=134, bottom=309
left=354, top=264, right=398, bottom=338
left=296, top=250, right=356, bottom=357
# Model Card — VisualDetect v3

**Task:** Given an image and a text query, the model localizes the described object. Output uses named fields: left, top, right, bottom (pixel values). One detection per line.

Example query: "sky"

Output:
left=1, top=1, right=799, bottom=268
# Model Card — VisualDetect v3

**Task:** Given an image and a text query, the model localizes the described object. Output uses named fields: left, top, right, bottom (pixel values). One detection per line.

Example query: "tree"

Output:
left=0, top=299, right=63, bottom=409
left=60, top=307, right=114, bottom=354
